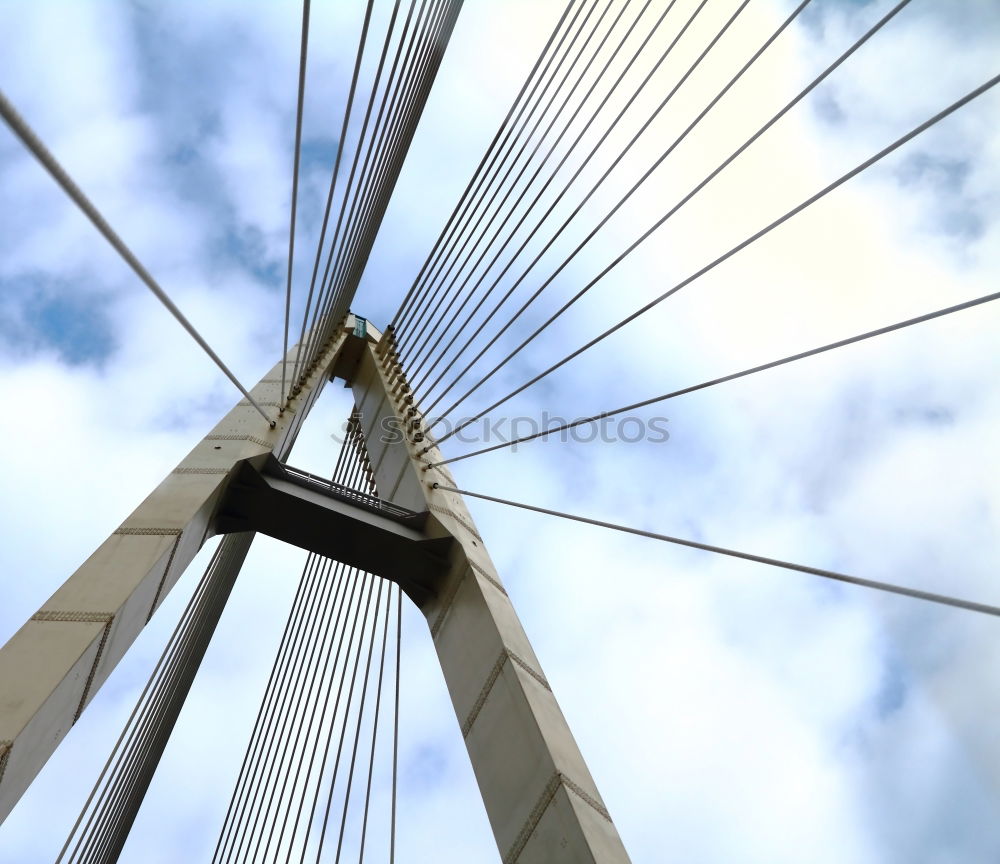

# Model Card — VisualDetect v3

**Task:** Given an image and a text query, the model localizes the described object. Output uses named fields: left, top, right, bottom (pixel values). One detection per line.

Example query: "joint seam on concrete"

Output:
left=146, top=531, right=183, bottom=623
left=75, top=617, right=113, bottom=723
left=32, top=611, right=114, bottom=623
left=205, top=434, right=274, bottom=449
left=113, top=527, right=182, bottom=537
left=429, top=504, right=483, bottom=542
left=30, top=608, right=117, bottom=722
left=508, top=651, right=551, bottom=692
left=0, top=741, right=11, bottom=788
left=172, top=467, right=229, bottom=474
left=562, top=774, right=611, bottom=822
left=461, top=649, right=550, bottom=738
left=504, top=773, right=562, bottom=864
left=470, top=559, right=507, bottom=596
left=503, top=772, right=611, bottom=864
left=33, top=613, right=118, bottom=725
left=430, top=568, right=468, bottom=639
left=462, top=649, right=507, bottom=737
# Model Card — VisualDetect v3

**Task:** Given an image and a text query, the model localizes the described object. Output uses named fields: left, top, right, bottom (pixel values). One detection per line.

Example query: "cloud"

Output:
left=1, top=0, right=998, bottom=862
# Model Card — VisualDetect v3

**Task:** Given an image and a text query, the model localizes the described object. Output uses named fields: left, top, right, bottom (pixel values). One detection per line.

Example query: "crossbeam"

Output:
left=215, top=454, right=451, bottom=605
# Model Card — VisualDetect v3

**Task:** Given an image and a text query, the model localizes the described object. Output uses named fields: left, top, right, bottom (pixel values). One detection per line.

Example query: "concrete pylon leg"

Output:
left=0, top=327, right=349, bottom=824
left=352, top=325, right=631, bottom=863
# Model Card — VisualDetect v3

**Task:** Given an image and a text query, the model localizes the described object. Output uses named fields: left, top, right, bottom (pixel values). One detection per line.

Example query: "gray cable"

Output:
left=425, top=69, right=1000, bottom=450
left=332, top=579, right=385, bottom=864
left=390, top=0, right=581, bottom=332
left=396, top=0, right=613, bottom=358
left=426, top=0, right=910, bottom=427
left=412, top=0, right=765, bottom=407
left=290, top=0, right=376, bottom=392
left=357, top=585, right=392, bottom=863
left=404, top=0, right=690, bottom=387
left=281, top=0, right=313, bottom=408
left=0, top=89, right=275, bottom=427
left=390, top=585, right=401, bottom=864
left=425, top=290, right=1000, bottom=466
left=433, top=484, right=1000, bottom=618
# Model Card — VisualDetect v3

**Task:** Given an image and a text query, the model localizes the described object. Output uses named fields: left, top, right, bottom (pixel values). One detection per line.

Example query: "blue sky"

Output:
left=1, top=0, right=999, bottom=861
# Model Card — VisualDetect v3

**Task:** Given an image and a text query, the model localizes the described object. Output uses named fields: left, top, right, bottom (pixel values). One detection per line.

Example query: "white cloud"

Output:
left=1, top=0, right=998, bottom=861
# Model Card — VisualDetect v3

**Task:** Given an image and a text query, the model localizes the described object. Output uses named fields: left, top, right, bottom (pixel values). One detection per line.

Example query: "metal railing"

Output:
left=277, top=463, right=422, bottom=524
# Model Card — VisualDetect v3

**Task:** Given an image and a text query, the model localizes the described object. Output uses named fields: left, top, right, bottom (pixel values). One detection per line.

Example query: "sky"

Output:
left=1, top=0, right=999, bottom=861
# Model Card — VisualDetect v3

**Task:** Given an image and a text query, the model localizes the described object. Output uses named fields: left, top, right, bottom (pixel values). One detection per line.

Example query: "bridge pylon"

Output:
left=0, top=314, right=630, bottom=863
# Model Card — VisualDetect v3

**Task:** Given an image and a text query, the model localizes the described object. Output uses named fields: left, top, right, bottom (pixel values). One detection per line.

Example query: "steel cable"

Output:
left=296, top=0, right=426, bottom=381
left=434, top=484, right=1000, bottom=618
left=395, top=0, right=593, bottom=341
left=357, top=590, right=393, bottom=863
left=320, top=0, right=463, bottom=345
left=256, top=562, right=350, bottom=862
left=312, top=573, right=378, bottom=862
left=289, top=0, right=376, bottom=394
left=412, top=0, right=755, bottom=406
left=396, top=0, right=611, bottom=355
left=400, top=0, right=660, bottom=380
left=427, top=33, right=997, bottom=452
left=425, top=290, right=1000, bottom=466
left=331, top=580, right=386, bottom=864
left=403, top=0, right=687, bottom=386
left=282, top=0, right=313, bottom=406
left=0, top=90, right=275, bottom=426
left=423, top=0, right=828, bottom=420
left=319, top=0, right=449, bottom=326
left=61, top=534, right=253, bottom=864
left=390, top=0, right=580, bottom=332
left=301, top=0, right=460, bottom=376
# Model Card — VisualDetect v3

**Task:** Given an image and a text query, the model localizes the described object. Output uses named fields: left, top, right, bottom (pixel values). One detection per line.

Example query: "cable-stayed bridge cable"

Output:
left=282, top=0, right=313, bottom=408
left=424, top=290, right=1000, bottom=466
left=323, top=0, right=463, bottom=335
left=215, top=443, right=356, bottom=862
left=255, top=560, right=347, bottom=862
left=58, top=534, right=254, bottom=863
left=424, top=0, right=892, bottom=423
left=0, top=89, right=276, bottom=427
left=313, top=572, right=378, bottom=862
left=390, top=586, right=401, bottom=864
left=331, top=579, right=385, bottom=864
left=300, top=0, right=464, bottom=378
left=432, top=484, right=1000, bottom=618
left=390, top=0, right=580, bottom=332
left=401, top=0, right=694, bottom=384
left=211, top=551, right=319, bottom=861
left=411, top=0, right=766, bottom=406
left=393, top=0, right=589, bottom=336
left=286, top=0, right=465, bottom=388
left=208, top=414, right=399, bottom=863
left=396, top=0, right=615, bottom=356
left=289, top=0, right=376, bottom=394
left=296, top=0, right=424, bottom=382
left=399, top=0, right=662, bottom=379
left=318, top=0, right=449, bottom=328
left=357, top=589, right=393, bottom=863
left=424, top=68, right=1000, bottom=450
